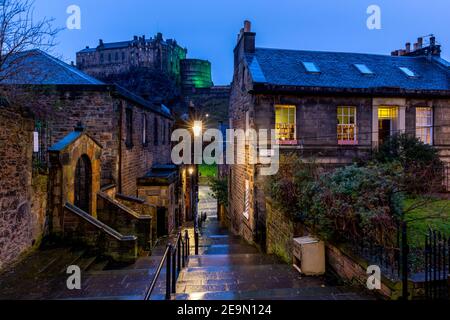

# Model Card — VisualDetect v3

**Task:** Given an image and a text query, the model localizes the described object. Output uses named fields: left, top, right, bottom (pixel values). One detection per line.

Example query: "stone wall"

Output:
left=63, top=204, right=137, bottom=262
left=265, top=199, right=294, bottom=264
left=182, top=86, right=230, bottom=126
left=137, top=184, right=177, bottom=235
left=24, top=87, right=172, bottom=198
left=0, top=106, right=35, bottom=269
left=97, top=193, right=152, bottom=251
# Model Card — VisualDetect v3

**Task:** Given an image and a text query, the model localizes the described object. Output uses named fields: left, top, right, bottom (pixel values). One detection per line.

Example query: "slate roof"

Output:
left=0, top=50, right=173, bottom=119
left=0, top=49, right=104, bottom=85
left=245, top=48, right=450, bottom=92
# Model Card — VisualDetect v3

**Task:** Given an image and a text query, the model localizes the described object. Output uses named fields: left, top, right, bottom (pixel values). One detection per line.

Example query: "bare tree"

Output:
left=0, top=0, right=60, bottom=83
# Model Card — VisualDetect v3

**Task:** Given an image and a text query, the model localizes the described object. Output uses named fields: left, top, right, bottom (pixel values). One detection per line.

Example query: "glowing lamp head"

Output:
left=193, top=121, right=202, bottom=137
left=188, top=167, right=195, bottom=175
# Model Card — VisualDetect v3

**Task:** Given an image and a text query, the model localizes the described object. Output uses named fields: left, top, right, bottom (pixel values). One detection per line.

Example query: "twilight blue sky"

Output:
left=34, top=0, right=450, bottom=85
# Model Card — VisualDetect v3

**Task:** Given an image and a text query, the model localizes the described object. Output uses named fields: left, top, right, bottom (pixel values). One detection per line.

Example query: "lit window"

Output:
left=243, top=179, right=250, bottom=220
left=337, top=107, right=357, bottom=144
left=33, top=131, right=39, bottom=153
left=302, top=62, right=320, bottom=73
left=275, top=105, right=296, bottom=142
left=399, top=67, right=416, bottom=77
left=354, top=64, right=373, bottom=75
left=416, top=107, right=433, bottom=145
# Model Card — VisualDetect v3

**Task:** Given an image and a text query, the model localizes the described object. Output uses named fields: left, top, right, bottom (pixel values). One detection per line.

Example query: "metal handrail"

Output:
left=144, top=230, right=191, bottom=300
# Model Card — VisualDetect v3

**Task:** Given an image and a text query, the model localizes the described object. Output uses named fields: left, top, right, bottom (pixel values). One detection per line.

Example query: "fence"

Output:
left=425, top=229, right=449, bottom=300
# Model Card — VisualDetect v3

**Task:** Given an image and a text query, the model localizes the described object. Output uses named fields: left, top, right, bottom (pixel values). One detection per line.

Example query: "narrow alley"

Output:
left=174, top=186, right=370, bottom=300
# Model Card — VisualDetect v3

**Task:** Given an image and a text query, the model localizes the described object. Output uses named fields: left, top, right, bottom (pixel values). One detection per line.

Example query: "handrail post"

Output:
left=165, top=245, right=172, bottom=300
left=195, top=230, right=199, bottom=255
left=185, top=230, right=190, bottom=256
left=177, top=236, right=181, bottom=273
left=171, top=248, right=177, bottom=294
left=182, top=238, right=186, bottom=268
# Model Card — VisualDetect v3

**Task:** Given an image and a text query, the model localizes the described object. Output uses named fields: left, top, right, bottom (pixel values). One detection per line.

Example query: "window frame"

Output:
left=275, top=104, right=297, bottom=145
left=154, top=116, right=159, bottom=146
left=337, top=106, right=358, bottom=145
left=416, top=107, right=433, bottom=145
left=142, top=113, right=148, bottom=146
left=302, top=61, right=321, bottom=73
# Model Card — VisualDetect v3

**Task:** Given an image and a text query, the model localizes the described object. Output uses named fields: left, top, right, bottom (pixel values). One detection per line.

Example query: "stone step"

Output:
left=187, top=254, right=283, bottom=267
left=73, top=256, right=98, bottom=272
left=174, top=286, right=369, bottom=300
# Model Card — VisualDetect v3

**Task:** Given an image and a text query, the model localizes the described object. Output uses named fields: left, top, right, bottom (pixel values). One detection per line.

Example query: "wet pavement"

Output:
left=0, top=185, right=372, bottom=300
left=0, top=233, right=182, bottom=300
left=175, top=186, right=372, bottom=300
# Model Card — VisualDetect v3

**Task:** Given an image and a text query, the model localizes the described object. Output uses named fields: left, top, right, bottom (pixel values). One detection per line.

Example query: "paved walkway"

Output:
left=175, top=185, right=371, bottom=300
left=0, top=233, right=181, bottom=300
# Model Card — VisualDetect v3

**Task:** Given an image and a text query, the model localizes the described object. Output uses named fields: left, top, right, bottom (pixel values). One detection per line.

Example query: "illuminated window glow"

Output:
left=337, top=107, right=357, bottom=144
left=275, top=105, right=296, bottom=142
left=416, top=107, right=433, bottom=145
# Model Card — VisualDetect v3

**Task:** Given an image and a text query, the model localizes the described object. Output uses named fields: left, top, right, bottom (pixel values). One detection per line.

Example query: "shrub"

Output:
left=267, top=153, right=319, bottom=219
left=308, top=163, right=404, bottom=247
left=209, top=177, right=228, bottom=206
left=373, top=134, right=443, bottom=195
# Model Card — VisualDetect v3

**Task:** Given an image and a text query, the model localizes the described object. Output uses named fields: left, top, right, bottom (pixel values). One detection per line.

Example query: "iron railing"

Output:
left=425, top=229, right=449, bottom=300
left=144, top=230, right=191, bottom=300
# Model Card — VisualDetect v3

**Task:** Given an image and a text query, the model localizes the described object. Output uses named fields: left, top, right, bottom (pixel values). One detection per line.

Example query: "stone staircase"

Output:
left=174, top=216, right=371, bottom=300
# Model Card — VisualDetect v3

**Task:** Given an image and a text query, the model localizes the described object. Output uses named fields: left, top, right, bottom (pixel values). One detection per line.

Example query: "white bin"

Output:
left=293, top=236, right=325, bottom=276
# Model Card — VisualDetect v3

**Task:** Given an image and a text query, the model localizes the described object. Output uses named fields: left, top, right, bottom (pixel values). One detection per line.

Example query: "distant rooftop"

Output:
left=78, top=33, right=184, bottom=54
left=0, top=50, right=104, bottom=85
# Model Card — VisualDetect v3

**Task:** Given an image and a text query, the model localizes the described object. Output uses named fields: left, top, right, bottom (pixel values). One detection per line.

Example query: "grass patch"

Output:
left=403, top=198, right=450, bottom=248
left=199, top=164, right=217, bottom=178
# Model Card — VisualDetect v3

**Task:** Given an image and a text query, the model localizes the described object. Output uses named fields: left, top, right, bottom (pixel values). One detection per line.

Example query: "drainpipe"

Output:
left=118, top=100, right=123, bottom=194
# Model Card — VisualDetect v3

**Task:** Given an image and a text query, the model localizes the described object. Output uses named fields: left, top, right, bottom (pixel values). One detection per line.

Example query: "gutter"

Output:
left=250, top=83, right=450, bottom=99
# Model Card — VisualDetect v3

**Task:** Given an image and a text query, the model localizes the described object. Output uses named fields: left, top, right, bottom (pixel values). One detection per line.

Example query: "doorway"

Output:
left=157, top=207, right=168, bottom=237
left=378, top=119, right=391, bottom=146
left=378, top=107, right=398, bottom=146
left=74, top=155, right=92, bottom=214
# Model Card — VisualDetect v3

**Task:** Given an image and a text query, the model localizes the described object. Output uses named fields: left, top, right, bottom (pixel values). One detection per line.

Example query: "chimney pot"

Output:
left=244, top=20, right=251, bottom=32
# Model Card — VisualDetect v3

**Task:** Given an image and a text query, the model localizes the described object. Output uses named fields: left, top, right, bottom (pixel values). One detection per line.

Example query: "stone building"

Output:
left=0, top=50, right=179, bottom=268
left=227, top=21, right=450, bottom=248
left=77, top=33, right=187, bottom=85
left=77, top=36, right=230, bottom=128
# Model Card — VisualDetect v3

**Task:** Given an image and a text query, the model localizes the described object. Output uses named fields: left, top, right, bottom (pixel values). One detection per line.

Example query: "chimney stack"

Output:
left=99, top=39, right=104, bottom=46
left=430, top=36, right=436, bottom=46
left=405, top=42, right=411, bottom=53
left=417, top=37, right=423, bottom=49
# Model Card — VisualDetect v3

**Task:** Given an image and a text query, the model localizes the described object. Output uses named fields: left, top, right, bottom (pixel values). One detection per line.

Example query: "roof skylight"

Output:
left=302, top=62, right=320, bottom=73
left=354, top=64, right=374, bottom=75
left=399, top=67, right=416, bottom=77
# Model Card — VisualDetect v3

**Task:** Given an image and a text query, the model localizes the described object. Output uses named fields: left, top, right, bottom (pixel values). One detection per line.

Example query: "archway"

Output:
left=74, top=155, right=92, bottom=214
